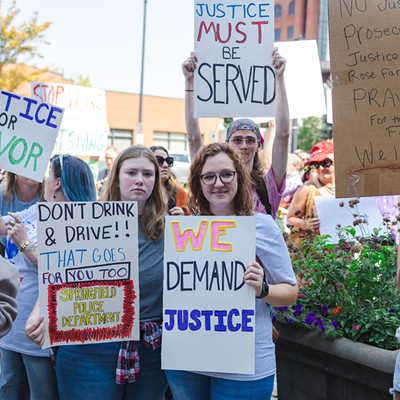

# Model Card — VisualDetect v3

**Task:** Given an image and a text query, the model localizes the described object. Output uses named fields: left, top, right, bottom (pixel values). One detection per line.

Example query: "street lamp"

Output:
left=137, top=0, right=148, bottom=144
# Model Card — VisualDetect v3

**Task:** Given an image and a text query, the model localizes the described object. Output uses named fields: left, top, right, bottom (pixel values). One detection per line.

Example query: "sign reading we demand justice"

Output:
left=162, top=216, right=256, bottom=374
left=0, top=90, right=64, bottom=181
left=37, top=201, right=139, bottom=348
left=194, top=1, right=275, bottom=117
left=329, top=0, right=400, bottom=197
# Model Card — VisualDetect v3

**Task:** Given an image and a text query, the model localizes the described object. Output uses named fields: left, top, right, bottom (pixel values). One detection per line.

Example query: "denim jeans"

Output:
left=0, top=348, right=59, bottom=400
left=390, top=352, right=400, bottom=395
left=56, top=341, right=168, bottom=400
left=165, top=370, right=274, bottom=400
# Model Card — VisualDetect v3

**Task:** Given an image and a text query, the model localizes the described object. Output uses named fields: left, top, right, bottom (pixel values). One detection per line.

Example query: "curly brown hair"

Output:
left=188, top=143, right=253, bottom=216
left=101, top=145, right=165, bottom=240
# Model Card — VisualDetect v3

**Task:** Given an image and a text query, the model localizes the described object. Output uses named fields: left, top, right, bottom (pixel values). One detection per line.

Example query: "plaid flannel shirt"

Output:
left=115, top=321, right=162, bottom=385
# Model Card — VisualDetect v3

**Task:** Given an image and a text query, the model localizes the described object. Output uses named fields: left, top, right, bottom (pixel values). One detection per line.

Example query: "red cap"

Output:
left=309, top=141, right=334, bottom=163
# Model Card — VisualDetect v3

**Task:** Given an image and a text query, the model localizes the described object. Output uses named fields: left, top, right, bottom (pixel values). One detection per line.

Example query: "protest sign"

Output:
left=194, top=1, right=275, bottom=118
left=276, top=40, right=327, bottom=119
left=329, top=0, right=400, bottom=197
left=37, top=201, right=139, bottom=348
left=314, top=196, right=386, bottom=244
left=0, top=90, right=63, bottom=181
left=31, top=83, right=109, bottom=157
left=162, top=215, right=256, bottom=374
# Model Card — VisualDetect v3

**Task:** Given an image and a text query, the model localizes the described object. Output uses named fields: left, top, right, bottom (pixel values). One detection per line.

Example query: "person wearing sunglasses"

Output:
left=181, top=48, right=289, bottom=220
left=0, top=154, right=96, bottom=400
left=150, top=146, right=190, bottom=216
left=165, top=143, right=297, bottom=400
left=286, top=141, right=335, bottom=236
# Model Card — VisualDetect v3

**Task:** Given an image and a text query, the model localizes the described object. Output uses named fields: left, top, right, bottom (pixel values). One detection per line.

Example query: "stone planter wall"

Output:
left=275, top=323, right=399, bottom=400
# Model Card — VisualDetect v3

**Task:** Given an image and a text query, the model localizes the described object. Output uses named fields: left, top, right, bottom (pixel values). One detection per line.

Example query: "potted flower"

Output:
left=275, top=199, right=400, bottom=399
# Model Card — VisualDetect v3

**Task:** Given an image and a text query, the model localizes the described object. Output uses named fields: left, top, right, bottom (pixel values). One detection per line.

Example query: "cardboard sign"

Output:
left=329, top=0, right=400, bottom=197
left=0, top=90, right=63, bottom=181
left=194, top=0, right=275, bottom=117
left=162, top=216, right=256, bottom=374
left=31, top=83, right=109, bottom=157
left=37, top=201, right=139, bottom=348
left=314, top=196, right=388, bottom=244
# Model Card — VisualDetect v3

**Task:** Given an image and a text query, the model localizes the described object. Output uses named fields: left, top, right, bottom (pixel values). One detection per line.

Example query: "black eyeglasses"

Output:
left=155, top=155, right=174, bottom=167
left=230, top=136, right=257, bottom=145
left=310, top=158, right=334, bottom=169
left=200, top=170, right=237, bottom=186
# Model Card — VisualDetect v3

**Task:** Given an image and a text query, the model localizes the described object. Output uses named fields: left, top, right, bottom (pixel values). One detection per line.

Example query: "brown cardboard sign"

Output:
left=329, top=0, right=400, bottom=197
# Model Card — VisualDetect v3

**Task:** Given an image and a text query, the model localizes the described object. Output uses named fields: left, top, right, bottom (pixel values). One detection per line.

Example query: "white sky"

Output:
left=3, top=0, right=194, bottom=98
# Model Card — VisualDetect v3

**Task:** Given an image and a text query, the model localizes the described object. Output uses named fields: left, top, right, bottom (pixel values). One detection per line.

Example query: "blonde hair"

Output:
left=101, top=145, right=165, bottom=240
left=2, top=172, right=42, bottom=203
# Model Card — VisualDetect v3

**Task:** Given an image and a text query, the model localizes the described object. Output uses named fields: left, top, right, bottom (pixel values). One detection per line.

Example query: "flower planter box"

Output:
left=275, top=323, right=399, bottom=400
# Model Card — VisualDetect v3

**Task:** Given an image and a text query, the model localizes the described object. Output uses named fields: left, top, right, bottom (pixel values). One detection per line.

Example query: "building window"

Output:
left=108, top=129, right=133, bottom=150
left=288, top=25, right=294, bottom=39
left=153, top=132, right=188, bottom=152
left=275, top=28, right=281, bottom=41
left=275, top=4, right=282, bottom=18
left=289, top=1, right=295, bottom=15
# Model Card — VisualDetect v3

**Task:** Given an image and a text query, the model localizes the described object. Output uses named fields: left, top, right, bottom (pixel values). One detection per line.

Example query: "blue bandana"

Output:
left=226, top=118, right=264, bottom=144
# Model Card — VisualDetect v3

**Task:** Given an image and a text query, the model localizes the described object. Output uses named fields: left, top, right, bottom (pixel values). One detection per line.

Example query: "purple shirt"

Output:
left=252, top=168, right=286, bottom=219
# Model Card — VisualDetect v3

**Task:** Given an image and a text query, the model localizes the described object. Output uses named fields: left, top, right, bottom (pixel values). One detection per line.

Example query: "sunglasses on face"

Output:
left=310, top=158, right=334, bottom=169
left=230, top=136, right=257, bottom=146
left=200, top=170, right=237, bottom=186
left=155, top=155, right=174, bottom=167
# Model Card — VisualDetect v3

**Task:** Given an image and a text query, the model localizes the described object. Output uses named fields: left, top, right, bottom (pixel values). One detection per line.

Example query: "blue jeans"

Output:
left=165, top=370, right=274, bottom=400
left=390, top=352, right=400, bottom=395
left=0, top=348, right=59, bottom=400
left=56, top=341, right=168, bottom=400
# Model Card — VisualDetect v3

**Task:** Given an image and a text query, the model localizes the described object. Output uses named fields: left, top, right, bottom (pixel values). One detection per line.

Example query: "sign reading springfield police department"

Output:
left=194, top=1, right=275, bottom=117
left=329, top=0, right=400, bottom=197
left=37, top=201, right=139, bottom=348
left=162, top=215, right=256, bottom=374
left=0, top=90, right=64, bottom=182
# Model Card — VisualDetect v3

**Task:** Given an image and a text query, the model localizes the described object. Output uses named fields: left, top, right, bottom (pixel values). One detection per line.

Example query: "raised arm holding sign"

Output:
left=182, top=48, right=289, bottom=220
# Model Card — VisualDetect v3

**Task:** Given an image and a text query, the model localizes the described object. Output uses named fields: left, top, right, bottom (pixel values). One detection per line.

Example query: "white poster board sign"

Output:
left=0, top=90, right=64, bottom=181
left=194, top=1, right=275, bottom=118
left=162, top=216, right=256, bottom=374
left=31, top=83, right=109, bottom=157
left=314, top=196, right=386, bottom=244
left=37, top=201, right=139, bottom=348
left=275, top=40, right=327, bottom=119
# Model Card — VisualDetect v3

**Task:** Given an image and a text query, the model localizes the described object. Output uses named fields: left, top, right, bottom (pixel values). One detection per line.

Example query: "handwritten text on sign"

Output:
left=329, top=0, right=400, bottom=197
left=37, top=201, right=139, bottom=348
left=0, top=90, right=63, bottom=181
left=162, top=216, right=256, bottom=374
left=194, top=1, right=275, bottom=117
left=31, top=83, right=109, bottom=157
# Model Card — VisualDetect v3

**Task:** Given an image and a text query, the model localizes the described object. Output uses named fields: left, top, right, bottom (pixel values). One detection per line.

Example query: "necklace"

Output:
left=318, top=178, right=335, bottom=195
left=15, top=188, right=38, bottom=206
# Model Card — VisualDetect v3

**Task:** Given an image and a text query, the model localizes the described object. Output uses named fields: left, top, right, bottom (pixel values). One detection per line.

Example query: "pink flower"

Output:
left=352, top=325, right=361, bottom=331
left=297, top=293, right=306, bottom=298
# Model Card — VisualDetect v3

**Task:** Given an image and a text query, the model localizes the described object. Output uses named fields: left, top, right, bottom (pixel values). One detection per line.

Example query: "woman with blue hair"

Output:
left=0, top=154, right=96, bottom=400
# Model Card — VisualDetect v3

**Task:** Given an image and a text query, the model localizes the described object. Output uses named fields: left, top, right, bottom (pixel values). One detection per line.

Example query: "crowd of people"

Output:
left=0, top=47, right=397, bottom=400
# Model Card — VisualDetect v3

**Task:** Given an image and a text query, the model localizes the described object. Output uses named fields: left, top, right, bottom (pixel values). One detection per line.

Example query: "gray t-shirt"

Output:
left=199, top=213, right=297, bottom=381
left=138, top=227, right=164, bottom=322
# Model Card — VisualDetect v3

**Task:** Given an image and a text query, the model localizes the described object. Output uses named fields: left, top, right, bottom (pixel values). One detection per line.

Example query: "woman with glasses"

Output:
left=286, top=141, right=335, bottom=235
left=165, top=143, right=297, bottom=400
left=0, top=154, right=96, bottom=400
left=27, top=146, right=168, bottom=400
left=150, top=146, right=190, bottom=216
left=181, top=48, right=289, bottom=220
